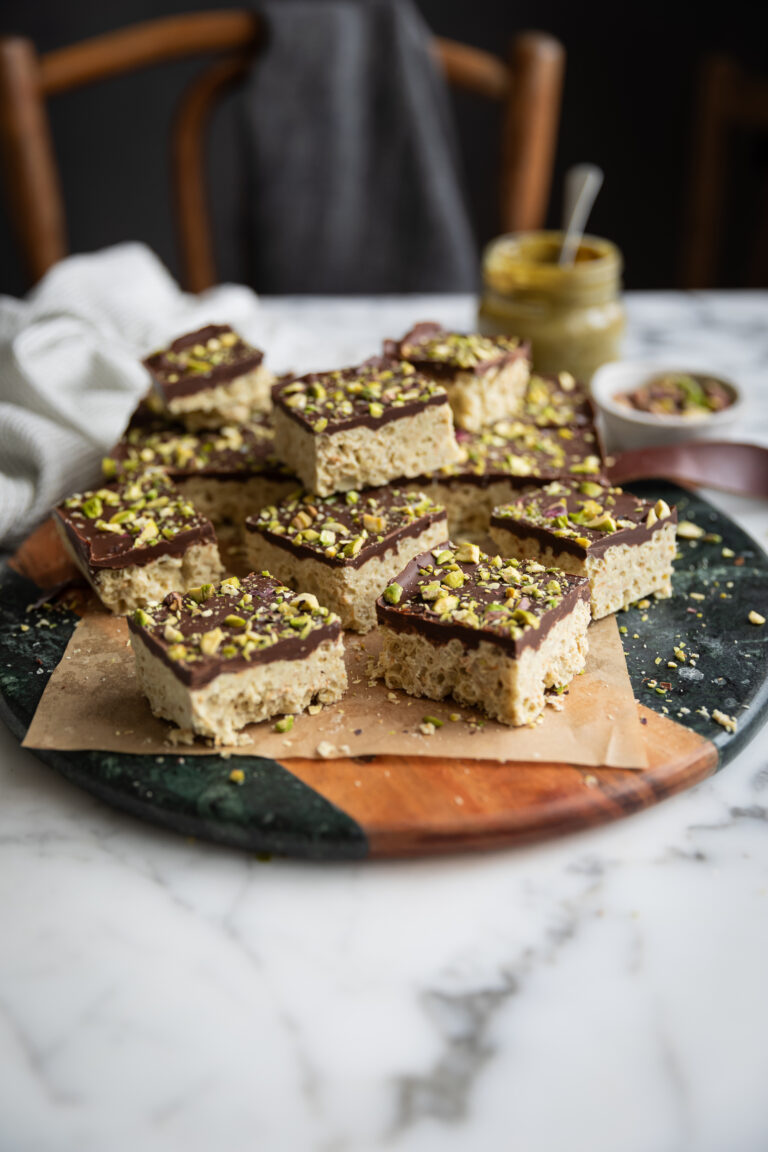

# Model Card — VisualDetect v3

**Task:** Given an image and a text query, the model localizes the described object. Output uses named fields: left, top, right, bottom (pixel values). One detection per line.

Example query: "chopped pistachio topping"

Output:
left=492, top=479, right=669, bottom=548
left=106, top=410, right=288, bottom=482
left=400, top=330, right=521, bottom=371
left=518, top=373, right=593, bottom=428
left=383, top=582, right=403, bottom=605
left=61, top=470, right=209, bottom=556
left=439, top=420, right=602, bottom=482
left=144, top=325, right=261, bottom=388
left=250, top=487, right=444, bottom=565
left=380, top=542, right=585, bottom=646
left=129, top=572, right=340, bottom=670
left=275, top=359, right=446, bottom=430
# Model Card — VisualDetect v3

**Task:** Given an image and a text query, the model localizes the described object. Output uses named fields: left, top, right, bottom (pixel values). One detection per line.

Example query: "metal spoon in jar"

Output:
left=559, top=163, right=604, bottom=265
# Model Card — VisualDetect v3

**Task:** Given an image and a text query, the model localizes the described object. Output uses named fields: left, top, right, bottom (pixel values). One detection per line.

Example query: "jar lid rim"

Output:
left=483, top=231, right=622, bottom=279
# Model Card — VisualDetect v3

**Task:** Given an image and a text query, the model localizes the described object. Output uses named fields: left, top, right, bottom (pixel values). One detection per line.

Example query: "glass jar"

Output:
left=478, top=231, right=625, bottom=382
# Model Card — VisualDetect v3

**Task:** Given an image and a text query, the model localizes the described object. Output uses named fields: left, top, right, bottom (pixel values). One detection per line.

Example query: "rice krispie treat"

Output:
left=375, top=542, right=590, bottom=726
left=272, top=358, right=461, bottom=496
left=385, top=321, right=531, bottom=432
left=490, top=481, right=677, bottom=618
left=409, top=419, right=605, bottom=539
left=127, top=573, right=347, bottom=744
left=104, top=401, right=296, bottom=526
left=245, top=488, right=447, bottom=632
left=143, top=324, right=273, bottom=429
left=53, top=471, right=223, bottom=615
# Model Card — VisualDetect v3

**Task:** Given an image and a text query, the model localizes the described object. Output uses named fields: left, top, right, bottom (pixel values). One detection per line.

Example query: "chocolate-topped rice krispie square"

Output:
left=384, top=321, right=531, bottom=432
left=272, top=358, right=461, bottom=496
left=245, top=487, right=447, bottom=631
left=53, top=470, right=223, bottom=615
left=490, top=480, right=677, bottom=618
left=375, top=541, right=590, bottom=726
left=127, top=572, right=347, bottom=744
left=143, top=324, right=273, bottom=429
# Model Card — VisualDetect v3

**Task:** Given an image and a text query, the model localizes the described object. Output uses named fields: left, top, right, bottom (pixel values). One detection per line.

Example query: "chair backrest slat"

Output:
left=38, top=11, right=259, bottom=95
left=0, top=13, right=564, bottom=292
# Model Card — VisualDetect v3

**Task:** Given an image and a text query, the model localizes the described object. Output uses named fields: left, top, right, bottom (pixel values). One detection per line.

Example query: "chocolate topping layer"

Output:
left=376, top=542, right=589, bottom=658
left=127, top=572, right=342, bottom=689
left=246, top=487, right=446, bottom=569
left=385, top=322, right=529, bottom=377
left=273, top=357, right=449, bottom=434
left=418, top=420, right=604, bottom=488
left=143, top=324, right=265, bottom=402
left=54, top=471, right=216, bottom=572
left=490, top=480, right=678, bottom=559
left=105, top=400, right=291, bottom=482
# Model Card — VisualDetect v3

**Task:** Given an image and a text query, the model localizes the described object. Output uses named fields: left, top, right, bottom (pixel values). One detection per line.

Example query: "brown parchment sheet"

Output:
left=23, top=611, right=648, bottom=768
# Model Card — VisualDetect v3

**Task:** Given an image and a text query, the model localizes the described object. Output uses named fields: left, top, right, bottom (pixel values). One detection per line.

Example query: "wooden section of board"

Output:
left=282, top=710, right=717, bottom=857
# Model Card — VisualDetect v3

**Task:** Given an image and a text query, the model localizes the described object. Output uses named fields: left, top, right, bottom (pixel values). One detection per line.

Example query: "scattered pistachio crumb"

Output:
left=422, top=715, right=444, bottom=728
left=228, top=768, right=245, bottom=785
left=748, top=610, right=765, bottom=626
left=712, top=709, right=737, bottom=733
left=274, top=714, right=294, bottom=733
left=722, top=547, right=735, bottom=558
left=676, top=520, right=704, bottom=539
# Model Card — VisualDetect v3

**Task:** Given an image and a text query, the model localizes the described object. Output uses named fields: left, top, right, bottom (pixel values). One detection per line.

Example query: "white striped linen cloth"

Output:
left=0, top=243, right=268, bottom=547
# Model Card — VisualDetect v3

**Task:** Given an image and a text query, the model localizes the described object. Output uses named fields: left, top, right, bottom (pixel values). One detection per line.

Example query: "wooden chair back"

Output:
left=0, top=11, right=565, bottom=292
left=682, top=53, right=768, bottom=287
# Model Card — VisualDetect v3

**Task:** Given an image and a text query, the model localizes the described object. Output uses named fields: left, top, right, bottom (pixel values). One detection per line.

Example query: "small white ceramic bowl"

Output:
left=590, top=361, right=743, bottom=452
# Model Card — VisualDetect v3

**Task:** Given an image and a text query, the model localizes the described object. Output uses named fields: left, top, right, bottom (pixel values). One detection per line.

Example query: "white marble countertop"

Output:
left=2, top=292, right=767, bottom=1152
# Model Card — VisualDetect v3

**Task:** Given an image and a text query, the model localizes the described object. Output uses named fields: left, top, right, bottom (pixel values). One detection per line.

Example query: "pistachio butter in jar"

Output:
left=478, top=232, right=625, bottom=382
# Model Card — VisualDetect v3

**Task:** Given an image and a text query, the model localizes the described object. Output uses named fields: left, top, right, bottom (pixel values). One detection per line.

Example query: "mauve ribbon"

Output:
left=608, top=441, right=768, bottom=499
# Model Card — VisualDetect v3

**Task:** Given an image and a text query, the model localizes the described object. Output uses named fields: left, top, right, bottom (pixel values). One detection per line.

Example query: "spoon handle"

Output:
left=559, top=164, right=604, bottom=265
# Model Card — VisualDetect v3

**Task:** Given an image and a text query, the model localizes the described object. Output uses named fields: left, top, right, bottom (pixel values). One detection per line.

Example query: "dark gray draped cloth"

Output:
left=240, top=0, right=478, bottom=293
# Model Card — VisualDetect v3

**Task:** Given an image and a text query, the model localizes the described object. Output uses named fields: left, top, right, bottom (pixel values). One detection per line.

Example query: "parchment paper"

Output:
left=23, top=612, right=648, bottom=768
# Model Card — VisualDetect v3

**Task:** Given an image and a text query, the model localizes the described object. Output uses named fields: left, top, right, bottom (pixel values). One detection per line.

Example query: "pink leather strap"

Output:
left=608, top=441, right=768, bottom=499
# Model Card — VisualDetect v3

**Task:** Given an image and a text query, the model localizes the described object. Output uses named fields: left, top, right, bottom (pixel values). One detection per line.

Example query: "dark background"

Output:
left=1, top=0, right=767, bottom=297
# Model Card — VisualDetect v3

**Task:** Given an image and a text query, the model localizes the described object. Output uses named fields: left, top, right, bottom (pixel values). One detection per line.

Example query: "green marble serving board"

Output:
left=1, top=483, right=766, bottom=859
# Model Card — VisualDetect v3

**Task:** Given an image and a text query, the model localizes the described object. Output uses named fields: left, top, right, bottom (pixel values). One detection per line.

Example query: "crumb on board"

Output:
left=166, top=727, right=196, bottom=747
left=748, top=610, right=765, bottom=626
left=712, top=709, right=738, bottom=734
left=316, top=741, right=337, bottom=758
left=676, top=520, right=704, bottom=540
left=229, top=768, right=245, bottom=785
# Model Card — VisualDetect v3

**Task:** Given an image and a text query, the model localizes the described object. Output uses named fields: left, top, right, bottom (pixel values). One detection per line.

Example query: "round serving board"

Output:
left=1, top=483, right=767, bottom=859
